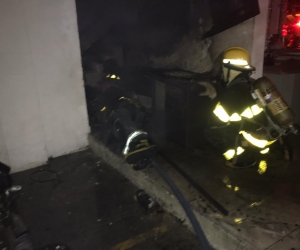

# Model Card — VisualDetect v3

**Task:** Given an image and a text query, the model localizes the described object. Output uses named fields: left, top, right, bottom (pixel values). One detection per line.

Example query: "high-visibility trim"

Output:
left=236, top=146, right=244, bottom=155
left=229, top=113, right=242, bottom=122
left=260, top=148, right=270, bottom=154
left=100, top=106, right=106, bottom=112
left=213, top=103, right=230, bottom=123
left=125, top=144, right=156, bottom=160
left=240, top=105, right=263, bottom=118
left=119, top=96, right=133, bottom=104
left=223, top=59, right=248, bottom=65
left=240, top=131, right=276, bottom=148
left=251, top=104, right=263, bottom=116
left=258, top=160, right=267, bottom=174
left=241, top=108, right=253, bottom=119
left=213, top=103, right=264, bottom=123
left=106, top=74, right=121, bottom=79
left=122, top=131, right=148, bottom=156
left=224, top=150, right=235, bottom=160
left=223, top=147, right=245, bottom=160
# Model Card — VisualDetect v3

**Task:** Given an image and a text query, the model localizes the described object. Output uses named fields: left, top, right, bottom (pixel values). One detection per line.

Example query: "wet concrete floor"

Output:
left=12, top=150, right=200, bottom=250
left=161, top=135, right=300, bottom=249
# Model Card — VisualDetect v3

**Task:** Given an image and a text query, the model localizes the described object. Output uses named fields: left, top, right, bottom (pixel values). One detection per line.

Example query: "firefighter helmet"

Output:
left=222, top=47, right=255, bottom=71
left=103, top=58, right=121, bottom=80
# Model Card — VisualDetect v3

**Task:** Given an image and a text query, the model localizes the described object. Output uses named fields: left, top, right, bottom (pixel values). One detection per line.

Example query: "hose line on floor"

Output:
left=151, top=159, right=211, bottom=250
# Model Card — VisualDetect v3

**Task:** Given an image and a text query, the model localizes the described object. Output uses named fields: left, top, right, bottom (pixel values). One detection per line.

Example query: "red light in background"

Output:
left=282, top=28, right=288, bottom=36
left=297, top=21, right=300, bottom=27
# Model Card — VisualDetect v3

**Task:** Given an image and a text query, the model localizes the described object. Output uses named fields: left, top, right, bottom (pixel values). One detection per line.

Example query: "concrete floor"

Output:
left=11, top=150, right=200, bottom=250
left=88, top=131, right=300, bottom=250
left=9, top=134, right=300, bottom=250
left=161, top=136, right=300, bottom=250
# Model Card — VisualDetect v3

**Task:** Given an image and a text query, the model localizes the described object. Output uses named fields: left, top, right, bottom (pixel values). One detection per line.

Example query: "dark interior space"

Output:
left=77, top=0, right=213, bottom=154
left=77, top=0, right=191, bottom=68
left=78, top=0, right=264, bottom=152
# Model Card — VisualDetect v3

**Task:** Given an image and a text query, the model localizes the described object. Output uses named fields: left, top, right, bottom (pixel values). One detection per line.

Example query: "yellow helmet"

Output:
left=222, top=47, right=255, bottom=71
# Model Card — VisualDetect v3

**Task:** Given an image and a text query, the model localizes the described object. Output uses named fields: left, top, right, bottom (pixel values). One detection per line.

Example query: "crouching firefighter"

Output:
left=95, top=59, right=157, bottom=170
left=198, top=47, right=298, bottom=168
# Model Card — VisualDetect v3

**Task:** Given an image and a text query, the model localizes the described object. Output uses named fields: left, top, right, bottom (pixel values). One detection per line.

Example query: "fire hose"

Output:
left=151, top=159, right=211, bottom=250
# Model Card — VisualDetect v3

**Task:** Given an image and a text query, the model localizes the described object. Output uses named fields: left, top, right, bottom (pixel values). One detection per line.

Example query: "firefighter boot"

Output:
left=225, top=150, right=257, bottom=169
left=123, top=131, right=157, bottom=170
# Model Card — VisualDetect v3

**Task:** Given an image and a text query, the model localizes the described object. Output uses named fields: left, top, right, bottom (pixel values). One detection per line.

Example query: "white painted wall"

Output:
left=0, top=0, right=90, bottom=172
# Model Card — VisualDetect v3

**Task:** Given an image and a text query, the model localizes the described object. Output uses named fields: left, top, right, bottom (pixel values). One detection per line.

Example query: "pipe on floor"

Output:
left=151, top=159, right=211, bottom=250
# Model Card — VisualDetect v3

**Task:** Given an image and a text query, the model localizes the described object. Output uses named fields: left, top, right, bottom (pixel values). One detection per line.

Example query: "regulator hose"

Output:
left=151, top=159, right=211, bottom=250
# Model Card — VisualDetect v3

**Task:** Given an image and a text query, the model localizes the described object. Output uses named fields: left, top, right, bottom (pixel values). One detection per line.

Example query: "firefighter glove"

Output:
left=198, top=82, right=217, bottom=100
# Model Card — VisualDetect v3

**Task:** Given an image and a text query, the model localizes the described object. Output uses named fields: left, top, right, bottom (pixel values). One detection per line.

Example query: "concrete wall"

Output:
left=0, top=0, right=90, bottom=172
left=251, top=0, right=270, bottom=79
left=268, top=0, right=281, bottom=36
left=150, top=37, right=213, bottom=73
left=210, top=18, right=255, bottom=60
left=210, top=0, right=270, bottom=79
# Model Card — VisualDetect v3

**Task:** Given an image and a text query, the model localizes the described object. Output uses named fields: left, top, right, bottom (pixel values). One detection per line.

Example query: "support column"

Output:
left=251, top=0, right=271, bottom=78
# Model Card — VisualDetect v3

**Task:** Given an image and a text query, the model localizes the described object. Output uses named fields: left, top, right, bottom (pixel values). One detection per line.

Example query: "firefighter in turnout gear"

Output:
left=91, top=59, right=157, bottom=170
left=199, top=47, right=278, bottom=168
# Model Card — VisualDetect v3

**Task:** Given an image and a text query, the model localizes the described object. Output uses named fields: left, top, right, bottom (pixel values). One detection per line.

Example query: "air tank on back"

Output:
left=253, top=76, right=298, bottom=134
